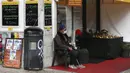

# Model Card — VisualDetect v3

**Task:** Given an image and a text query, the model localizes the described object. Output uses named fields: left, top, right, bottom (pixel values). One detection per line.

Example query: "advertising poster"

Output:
left=9, top=49, right=16, bottom=60
left=3, top=38, right=23, bottom=68
left=13, top=39, right=22, bottom=50
left=6, top=39, right=13, bottom=50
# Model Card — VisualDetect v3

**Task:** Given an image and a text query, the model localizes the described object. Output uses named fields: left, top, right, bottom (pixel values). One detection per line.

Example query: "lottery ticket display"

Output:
left=3, top=38, right=23, bottom=68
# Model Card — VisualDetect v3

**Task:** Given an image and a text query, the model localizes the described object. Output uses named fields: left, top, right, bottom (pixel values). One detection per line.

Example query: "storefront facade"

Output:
left=0, top=0, right=92, bottom=68
left=1, top=0, right=130, bottom=68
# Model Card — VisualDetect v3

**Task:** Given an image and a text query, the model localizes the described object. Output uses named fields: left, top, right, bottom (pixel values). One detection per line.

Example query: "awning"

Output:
left=116, top=0, right=130, bottom=3
left=68, top=0, right=82, bottom=7
left=56, top=0, right=82, bottom=7
left=56, top=0, right=68, bottom=5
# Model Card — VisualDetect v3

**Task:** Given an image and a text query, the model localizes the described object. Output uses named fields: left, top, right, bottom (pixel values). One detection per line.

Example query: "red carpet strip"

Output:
left=50, top=57, right=130, bottom=73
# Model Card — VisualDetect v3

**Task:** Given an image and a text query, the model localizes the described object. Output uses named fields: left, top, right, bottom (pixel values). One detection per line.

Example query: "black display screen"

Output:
left=2, top=5, right=18, bottom=26
left=45, top=4, right=51, bottom=26
left=26, top=4, right=38, bottom=26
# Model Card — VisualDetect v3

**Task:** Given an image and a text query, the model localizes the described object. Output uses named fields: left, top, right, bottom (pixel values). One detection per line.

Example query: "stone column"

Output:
left=52, top=0, right=57, bottom=38
left=43, top=0, right=57, bottom=67
left=66, top=6, right=72, bottom=37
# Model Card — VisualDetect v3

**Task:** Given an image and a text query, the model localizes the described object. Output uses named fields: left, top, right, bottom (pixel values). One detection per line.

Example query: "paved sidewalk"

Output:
left=0, top=65, right=129, bottom=73
left=0, top=66, right=74, bottom=73
left=120, top=69, right=130, bottom=73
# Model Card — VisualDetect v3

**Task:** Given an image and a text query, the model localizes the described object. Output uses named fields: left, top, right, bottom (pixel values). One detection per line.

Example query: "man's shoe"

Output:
left=77, top=64, right=86, bottom=69
left=69, top=65, right=77, bottom=69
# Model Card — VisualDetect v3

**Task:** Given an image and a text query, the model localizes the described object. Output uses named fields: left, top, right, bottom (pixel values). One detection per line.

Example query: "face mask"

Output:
left=63, top=30, right=67, bottom=34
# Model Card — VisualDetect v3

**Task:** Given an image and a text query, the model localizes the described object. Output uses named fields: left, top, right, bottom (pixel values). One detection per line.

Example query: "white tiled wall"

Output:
left=43, top=27, right=54, bottom=67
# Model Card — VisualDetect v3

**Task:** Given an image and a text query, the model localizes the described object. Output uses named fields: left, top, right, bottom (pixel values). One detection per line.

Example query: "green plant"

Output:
left=122, top=42, right=130, bottom=50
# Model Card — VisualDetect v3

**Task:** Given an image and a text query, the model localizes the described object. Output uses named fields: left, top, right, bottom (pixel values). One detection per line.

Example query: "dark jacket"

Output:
left=54, top=32, right=71, bottom=50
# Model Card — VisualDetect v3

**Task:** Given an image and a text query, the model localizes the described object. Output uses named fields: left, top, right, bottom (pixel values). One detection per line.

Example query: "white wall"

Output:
left=101, top=4, right=130, bottom=42
left=66, top=0, right=96, bottom=35
left=66, top=6, right=72, bottom=36
left=66, top=7, right=82, bottom=37
left=87, top=0, right=96, bottom=32
left=73, top=7, right=82, bottom=30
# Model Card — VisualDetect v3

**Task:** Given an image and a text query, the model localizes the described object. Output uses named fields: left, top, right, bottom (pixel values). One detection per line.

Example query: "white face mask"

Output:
left=63, top=30, right=67, bottom=34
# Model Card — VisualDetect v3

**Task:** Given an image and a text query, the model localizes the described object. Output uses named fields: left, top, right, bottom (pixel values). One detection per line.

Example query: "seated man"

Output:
left=54, top=24, right=89, bottom=69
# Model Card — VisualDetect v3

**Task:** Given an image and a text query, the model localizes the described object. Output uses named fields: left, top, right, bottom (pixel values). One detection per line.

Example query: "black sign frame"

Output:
left=26, top=4, right=38, bottom=26
left=2, top=5, right=19, bottom=26
left=45, top=4, right=52, bottom=26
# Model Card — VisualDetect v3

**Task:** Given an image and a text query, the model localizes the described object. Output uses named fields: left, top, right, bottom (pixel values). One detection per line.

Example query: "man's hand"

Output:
left=68, top=47, right=73, bottom=51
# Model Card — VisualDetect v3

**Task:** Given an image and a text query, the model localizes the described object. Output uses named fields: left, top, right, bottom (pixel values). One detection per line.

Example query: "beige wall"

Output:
left=86, top=0, right=96, bottom=32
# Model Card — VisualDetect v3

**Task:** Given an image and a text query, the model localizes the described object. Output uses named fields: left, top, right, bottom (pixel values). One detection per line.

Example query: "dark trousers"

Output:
left=69, top=49, right=89, bottom=65
left=69, top=50, right=78, bottom=65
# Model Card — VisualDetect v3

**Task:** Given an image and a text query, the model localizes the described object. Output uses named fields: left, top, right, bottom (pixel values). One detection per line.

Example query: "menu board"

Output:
left=68, top=0, right=82, bottom=6
left=3, top=38, right=23, bottom=68
left=2, top=5, right=18, bottom=26
left=45, top=4, right=51, bottom=26
left=26, top=4, right=38, bottom=26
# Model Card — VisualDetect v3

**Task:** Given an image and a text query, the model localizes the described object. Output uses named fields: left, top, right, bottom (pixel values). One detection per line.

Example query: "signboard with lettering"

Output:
left=2, top=0, right=19, bottom=26
left=26, top=0, right=38, bottom=26
left=68, top=0, right=82, bottom=7
left=26, top=4, right=38, bottom=26
left=45, top=4, right=52, bottom=26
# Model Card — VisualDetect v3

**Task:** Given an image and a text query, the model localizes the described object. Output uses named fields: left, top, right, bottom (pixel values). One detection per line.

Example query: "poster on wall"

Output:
left=45, top=4, right=52, bottom=26
left=26, top=0, right=38, bottom=26
left=3, top=38, right=23, bottom=68
left=2, top=0, right=19, bottom=26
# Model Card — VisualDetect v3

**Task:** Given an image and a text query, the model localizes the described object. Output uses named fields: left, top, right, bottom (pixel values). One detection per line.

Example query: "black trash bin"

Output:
left=24, top=27, right=43, bottom=70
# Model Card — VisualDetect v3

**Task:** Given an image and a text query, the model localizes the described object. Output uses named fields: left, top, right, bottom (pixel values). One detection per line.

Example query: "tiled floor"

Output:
left=0, top=66, right=74, bottom=73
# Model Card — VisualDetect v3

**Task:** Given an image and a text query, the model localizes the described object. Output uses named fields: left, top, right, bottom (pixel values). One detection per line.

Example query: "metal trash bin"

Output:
left=24, top=27, right=43, bottom=70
